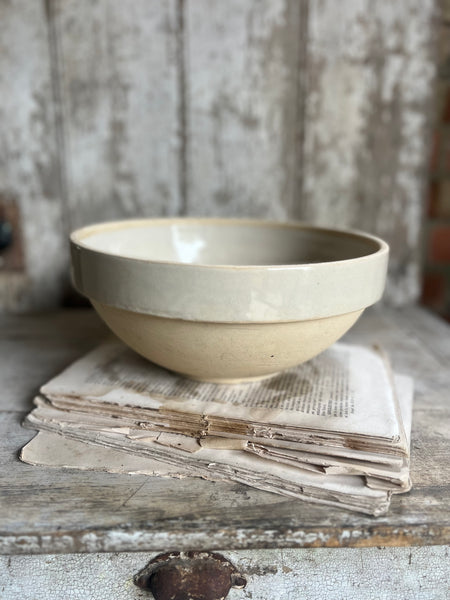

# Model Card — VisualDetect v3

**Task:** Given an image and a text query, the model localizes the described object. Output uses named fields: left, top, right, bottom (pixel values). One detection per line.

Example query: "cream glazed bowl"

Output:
left=70, top=218, right=389, bottom=383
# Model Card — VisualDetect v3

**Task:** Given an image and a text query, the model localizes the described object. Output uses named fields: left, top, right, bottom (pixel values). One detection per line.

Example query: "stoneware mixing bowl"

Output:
left=70, top=218, right=389, bottom=383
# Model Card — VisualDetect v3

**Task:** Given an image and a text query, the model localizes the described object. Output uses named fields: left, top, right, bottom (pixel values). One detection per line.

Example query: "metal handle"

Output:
left=134, top=551, right=246, bottom=600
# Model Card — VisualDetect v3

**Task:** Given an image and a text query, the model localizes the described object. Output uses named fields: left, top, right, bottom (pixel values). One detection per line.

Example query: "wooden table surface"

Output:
left=0, top=306, right=449, bottom=556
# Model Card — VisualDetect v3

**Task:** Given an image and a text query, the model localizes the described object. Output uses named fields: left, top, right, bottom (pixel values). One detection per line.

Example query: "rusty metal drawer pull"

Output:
left=134, top=551, right=246, bottom=600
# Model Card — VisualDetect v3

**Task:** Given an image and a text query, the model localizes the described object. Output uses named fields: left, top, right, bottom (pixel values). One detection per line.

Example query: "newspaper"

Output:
left=22, top=401, right=392, bottom=516
left=40, top=341, right=408, bottom=454
left=240, top=375, right=413, bottom=491
left=21, top=340, right=414, bottom=516
left=21, top=431, right=190, bottom=478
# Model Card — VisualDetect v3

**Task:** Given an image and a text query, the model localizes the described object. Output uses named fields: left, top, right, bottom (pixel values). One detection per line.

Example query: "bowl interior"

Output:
left=74, top=220, right=382, bottom=266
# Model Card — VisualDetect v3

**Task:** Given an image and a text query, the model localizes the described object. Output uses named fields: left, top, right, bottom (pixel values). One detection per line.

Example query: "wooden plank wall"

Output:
left=0, top=0, right=436, bottom=311
left=0, top=0, right=69, bottom=310
left=302, top=1, right=437, bottom=305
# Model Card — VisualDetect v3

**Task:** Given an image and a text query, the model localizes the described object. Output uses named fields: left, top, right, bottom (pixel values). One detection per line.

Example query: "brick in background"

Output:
left=443, top=87, right=450, bottom=123
left=421, top=271, right=446, bottom=312
left=429, top=225, right=450, bottom=263
left=427, top=180, right=440, bottom=217
left=421, top=2, right=450, bottom=321
left=429, top=130, right=441, bottom=173
left=444, top=131, right=450, bottom=173
left=429, top=179, right=450, bottom=219
left=438, top=180, right=450, bottom=218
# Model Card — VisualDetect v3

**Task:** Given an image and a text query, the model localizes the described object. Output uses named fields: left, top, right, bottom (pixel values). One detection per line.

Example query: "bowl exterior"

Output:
left=92, top=301, right=363, bottom=382
left=71, top=219, right=388, bottom=323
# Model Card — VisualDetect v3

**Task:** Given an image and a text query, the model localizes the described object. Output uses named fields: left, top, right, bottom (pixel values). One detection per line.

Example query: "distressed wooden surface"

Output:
left=51, top=0, right=182, bottom=228
left=0, top=306, right=449, bottom=555
left=0, top=0, right=437, bottom=311
left=302, top=0, right=436, bottom=306
left=1, top=546, right=449, bottom=599
left=185, top=0, right=303, bottom=219
left=0, top=310, right=107, bottom=414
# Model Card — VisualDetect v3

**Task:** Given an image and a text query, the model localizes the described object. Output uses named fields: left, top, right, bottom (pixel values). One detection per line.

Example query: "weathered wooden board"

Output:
left=391, top=304, right=450, bottom=365
left=50, top=0, right=181, bottom=228
left=346, top=308, right=449, bottom=409
left=302, top=0, right=436, bottom=305
left=1, top=546, right=449, bottom=600
left=185, top=0, right=303, bottom=218
left=0, top=0, right=68, bottom=310
left=0, top=306, right=448, bottom=555
left=0, top=310, right=107, bottom=413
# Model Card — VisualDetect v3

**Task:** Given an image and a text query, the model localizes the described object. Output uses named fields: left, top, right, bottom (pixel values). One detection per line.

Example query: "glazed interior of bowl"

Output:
left=76, top=220, right=382, bottom=266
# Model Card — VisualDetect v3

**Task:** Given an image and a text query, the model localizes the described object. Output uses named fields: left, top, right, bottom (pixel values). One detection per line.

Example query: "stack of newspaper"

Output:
left=21, top=340, right=413, bottom=516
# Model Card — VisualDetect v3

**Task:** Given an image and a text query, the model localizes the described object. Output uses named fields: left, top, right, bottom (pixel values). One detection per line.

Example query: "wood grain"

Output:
left=184, top=0, right=304, bottom=218
left=0, top=0, right=69, bottom=310
left=0, top=310, right=107, bottom=413
left=0, top=307, right=448, bottom=555
left=301, top=0, right=436, bottom=305
left=50, top=0, right=182, bottom=228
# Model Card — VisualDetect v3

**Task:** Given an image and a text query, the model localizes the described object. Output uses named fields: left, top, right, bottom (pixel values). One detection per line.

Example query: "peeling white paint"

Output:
left=1, top=546, right=449, bottom=600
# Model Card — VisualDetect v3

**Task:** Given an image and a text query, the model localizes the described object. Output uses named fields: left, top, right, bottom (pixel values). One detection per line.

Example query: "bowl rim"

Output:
left=70, top=217, right=389, bottom=269
left=70, top=218, right=389, bottom=322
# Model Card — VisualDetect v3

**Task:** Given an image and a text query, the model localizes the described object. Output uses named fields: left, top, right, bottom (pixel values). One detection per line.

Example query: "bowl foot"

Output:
left=176, top=371, right=282, bottom=385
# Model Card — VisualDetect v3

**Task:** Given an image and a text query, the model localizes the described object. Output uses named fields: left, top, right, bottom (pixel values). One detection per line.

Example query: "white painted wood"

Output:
left=302, top=0, right=436, bottom=305
left=0, top=310, right=107, bottom=412
left=0, top=0, right=68, bottom=310
left=185, top=0, right=303, bottom=218
left=391, top=305, right=450, bottom=364
left=345, top=306, right=449, bottom=408
left=1, top=546, right=449, bottom=599
left=52, top=0, right=182, bottom=228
